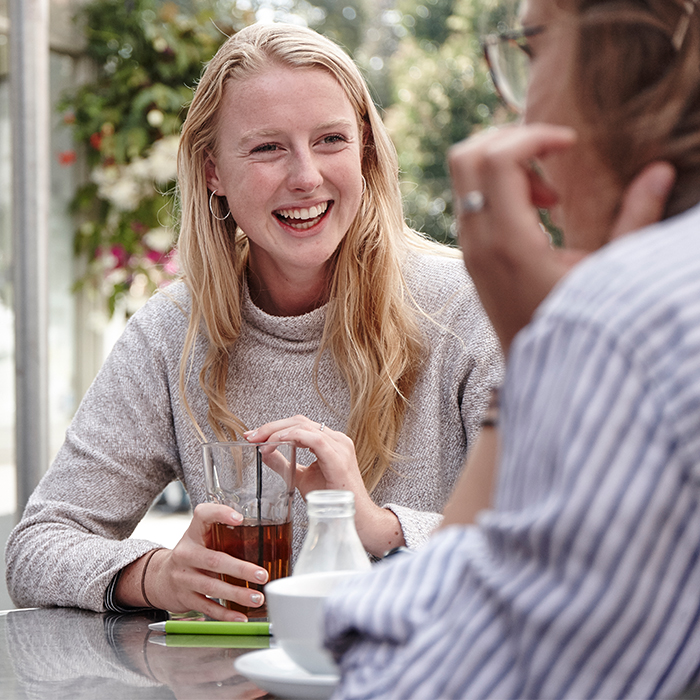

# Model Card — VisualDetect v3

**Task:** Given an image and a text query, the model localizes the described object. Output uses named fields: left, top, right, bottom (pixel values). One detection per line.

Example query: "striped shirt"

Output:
left=324, top=202, right=700, bottom=700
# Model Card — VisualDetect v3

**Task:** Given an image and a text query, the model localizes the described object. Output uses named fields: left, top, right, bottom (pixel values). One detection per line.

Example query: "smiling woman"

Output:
left=5, top=23, right=503, bottom=621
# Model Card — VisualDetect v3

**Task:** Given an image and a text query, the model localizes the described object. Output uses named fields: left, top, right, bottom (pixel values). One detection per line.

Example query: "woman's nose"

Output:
left=287, top=151, right=323, bottom=192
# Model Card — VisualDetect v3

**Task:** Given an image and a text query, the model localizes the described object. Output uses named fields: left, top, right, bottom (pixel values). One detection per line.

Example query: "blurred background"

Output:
left=0, top=0, right=510, bottom=608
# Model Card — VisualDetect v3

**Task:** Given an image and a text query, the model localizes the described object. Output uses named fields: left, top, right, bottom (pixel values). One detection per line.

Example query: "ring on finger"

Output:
left=460, top=190, right=486, bottom=214
left=319, top=422, right=325, bottom=432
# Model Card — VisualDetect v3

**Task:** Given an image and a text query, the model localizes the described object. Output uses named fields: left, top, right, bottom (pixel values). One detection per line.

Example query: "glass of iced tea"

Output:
left=203, top=441, right=296, bottom=619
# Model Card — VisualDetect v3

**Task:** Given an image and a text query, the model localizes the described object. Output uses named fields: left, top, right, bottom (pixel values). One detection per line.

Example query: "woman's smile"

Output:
left=273, top=200, right=333, bottom=233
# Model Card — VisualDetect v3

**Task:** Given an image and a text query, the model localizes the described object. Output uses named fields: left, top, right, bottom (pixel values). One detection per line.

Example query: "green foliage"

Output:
left=62, top=0, right=253, bottom=315
left=304, top=0, right=369, bottom=54
left=386, top=0, right=513, bottom=243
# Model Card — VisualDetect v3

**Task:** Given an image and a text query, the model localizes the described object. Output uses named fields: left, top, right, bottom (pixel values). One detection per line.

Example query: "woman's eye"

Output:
left=251, top=143, right=278, bottom=154
left=321, top=134, right=347, bottom=145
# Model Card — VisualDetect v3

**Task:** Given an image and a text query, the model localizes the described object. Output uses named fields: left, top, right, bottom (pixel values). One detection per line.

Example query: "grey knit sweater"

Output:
left=5, top=251, right=503, bottom=611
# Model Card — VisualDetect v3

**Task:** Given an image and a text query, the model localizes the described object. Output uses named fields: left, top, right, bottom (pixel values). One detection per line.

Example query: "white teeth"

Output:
left=276, top=201, right=329, bottom=221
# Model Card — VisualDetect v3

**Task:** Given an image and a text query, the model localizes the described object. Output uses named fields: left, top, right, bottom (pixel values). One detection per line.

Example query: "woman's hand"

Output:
left=116, top=504, right=269, bottom=621
left=245, top=416, right=405, bottom=557
left=448, top=123, right=675, bottom=353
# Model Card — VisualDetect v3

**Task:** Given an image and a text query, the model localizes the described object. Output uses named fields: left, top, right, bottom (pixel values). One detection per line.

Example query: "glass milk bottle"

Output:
left=293, top=490, right=371, bottom=575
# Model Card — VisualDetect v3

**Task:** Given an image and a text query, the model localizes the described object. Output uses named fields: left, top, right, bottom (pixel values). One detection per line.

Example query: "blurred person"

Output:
left=323, top=1, right=700, bottom=698
left=5, top=23, right=502, bottom=620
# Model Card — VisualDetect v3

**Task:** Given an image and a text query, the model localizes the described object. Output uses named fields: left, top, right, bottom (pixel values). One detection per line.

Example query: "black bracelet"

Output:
left=480, top=386, right=500, bottom=428
left=140, top=548, right=162, bottom=609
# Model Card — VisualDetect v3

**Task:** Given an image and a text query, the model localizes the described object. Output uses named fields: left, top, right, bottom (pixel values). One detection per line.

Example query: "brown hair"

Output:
left=566, top=0, right=700, bottom=216
left=177, top=22, right=456, bottom=491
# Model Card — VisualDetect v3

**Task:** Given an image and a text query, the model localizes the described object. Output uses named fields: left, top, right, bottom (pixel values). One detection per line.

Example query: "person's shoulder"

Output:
left=130, top=281, right=191, bottom=321
left=402, top=246, right=477, bottom=308
left=124, top=280, right=192, bottom=341
left=402, top=246, right=500, bottom=355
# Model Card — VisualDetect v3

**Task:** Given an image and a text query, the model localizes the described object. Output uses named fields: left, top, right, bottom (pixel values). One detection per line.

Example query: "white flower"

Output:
left=128, top=157, right=152, bottom=181
left=91, top=135, right=179, bottom=211
left=92, top=164, right=145, bottom=211
left=143, top=227, right=175, bottom=252
left=147, top=109, right=164, bottom=127
left=91, top=164, right=120, bottom=188
left=103, top=266, right=128, bottom=287
left=105, top=177, right=143, bottom=211
left=146, top=135, right=179, bottom=184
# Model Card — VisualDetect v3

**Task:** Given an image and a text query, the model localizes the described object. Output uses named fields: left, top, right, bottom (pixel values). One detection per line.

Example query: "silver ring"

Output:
left=460, top=190, right=486, bottom=214
left=319, top=422, right=325, bottom=432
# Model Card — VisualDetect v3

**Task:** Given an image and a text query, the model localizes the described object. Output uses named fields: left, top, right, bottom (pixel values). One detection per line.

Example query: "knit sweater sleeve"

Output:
left=4, top=294, right=184, bottom=612
left=382, top=504, right=444, bottom=550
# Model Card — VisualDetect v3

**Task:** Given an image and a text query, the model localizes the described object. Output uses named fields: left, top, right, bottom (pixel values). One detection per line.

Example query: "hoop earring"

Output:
left=209, top=189, right=231, bottom=221
left=361, top=175, right=366, bottom=196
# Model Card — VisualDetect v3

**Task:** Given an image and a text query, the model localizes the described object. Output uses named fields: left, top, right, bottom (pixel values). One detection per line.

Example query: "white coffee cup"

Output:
left=265, top=570, right=359, bottom=675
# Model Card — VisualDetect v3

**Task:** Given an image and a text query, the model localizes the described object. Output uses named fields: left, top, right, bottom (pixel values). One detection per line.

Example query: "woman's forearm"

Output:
left=441, top=425, right=499, bottom=529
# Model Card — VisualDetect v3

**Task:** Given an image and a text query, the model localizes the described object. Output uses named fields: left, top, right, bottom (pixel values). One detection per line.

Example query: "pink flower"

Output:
left=145, top=249, right=164, bottom=264
left=163, top=250, right=179, bottom=275
left=110, top=245, right=131, bottom=269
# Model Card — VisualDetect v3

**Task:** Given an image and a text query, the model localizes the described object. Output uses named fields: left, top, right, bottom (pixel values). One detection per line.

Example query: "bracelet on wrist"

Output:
left=141, top=548, right=162, bottom=609
left=480, top=386, right=500, bottom=428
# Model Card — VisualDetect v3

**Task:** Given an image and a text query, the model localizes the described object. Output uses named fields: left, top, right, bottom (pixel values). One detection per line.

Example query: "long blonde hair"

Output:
left=177, top=22, right=454, bottom=492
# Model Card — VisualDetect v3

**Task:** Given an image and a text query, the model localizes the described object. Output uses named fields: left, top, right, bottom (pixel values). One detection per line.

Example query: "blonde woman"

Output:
left=5, top=23, right=502, bottom=621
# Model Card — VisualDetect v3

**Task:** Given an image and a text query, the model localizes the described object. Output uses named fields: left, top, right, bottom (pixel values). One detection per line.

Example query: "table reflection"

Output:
left=2, top=607, right=270, bottom=699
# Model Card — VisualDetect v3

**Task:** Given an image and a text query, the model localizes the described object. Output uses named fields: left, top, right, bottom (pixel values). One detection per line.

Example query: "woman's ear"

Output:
left=204, top=153, right=221, bottom=192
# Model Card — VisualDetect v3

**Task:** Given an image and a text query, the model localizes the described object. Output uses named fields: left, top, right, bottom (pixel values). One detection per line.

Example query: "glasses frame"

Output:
left=481, top=25, right=546, bottom=114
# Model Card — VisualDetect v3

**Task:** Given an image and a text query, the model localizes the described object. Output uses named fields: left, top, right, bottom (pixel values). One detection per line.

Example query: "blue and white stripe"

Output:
left=324, top=203, right=700, bottom=699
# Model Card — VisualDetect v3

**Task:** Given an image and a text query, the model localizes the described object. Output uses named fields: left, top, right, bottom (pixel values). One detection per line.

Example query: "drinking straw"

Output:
left=256, top=445, right=264, bottom=569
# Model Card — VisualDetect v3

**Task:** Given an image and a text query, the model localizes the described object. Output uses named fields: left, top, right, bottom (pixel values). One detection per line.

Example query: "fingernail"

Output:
left=245, top=430, right=257, bottom=440
left=250, top=593, right=264, bottom=605
left=278, top=432, right=288, bottom=441
left=254, top=570, right=268, bottom=583
left=230, top=510, right=243, bottom=523
left=233, top=614, right=247, bottom=622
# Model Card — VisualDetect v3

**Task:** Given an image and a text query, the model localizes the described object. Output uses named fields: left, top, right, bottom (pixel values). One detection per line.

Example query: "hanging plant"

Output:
left=61, top=0, right=254, bottom=316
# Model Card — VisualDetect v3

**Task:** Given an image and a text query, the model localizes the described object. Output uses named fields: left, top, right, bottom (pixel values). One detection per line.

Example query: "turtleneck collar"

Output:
left=241, top=276, right=327, bottom=343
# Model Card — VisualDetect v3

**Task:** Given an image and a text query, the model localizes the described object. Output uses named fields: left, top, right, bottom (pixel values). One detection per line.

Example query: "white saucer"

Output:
left=235, top=647, right=339, bottom=699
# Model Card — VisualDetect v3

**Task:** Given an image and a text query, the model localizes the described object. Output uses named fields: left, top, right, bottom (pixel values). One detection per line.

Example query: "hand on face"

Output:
left=145, top=504, right=270, bottom=621
left=244, top=416, right=405, bottom=556
left=448, top=123, right=675, bottom=353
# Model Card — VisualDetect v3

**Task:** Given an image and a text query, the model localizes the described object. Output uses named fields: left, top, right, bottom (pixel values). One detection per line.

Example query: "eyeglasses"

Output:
left=481, top=25, right=545, bottom=114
